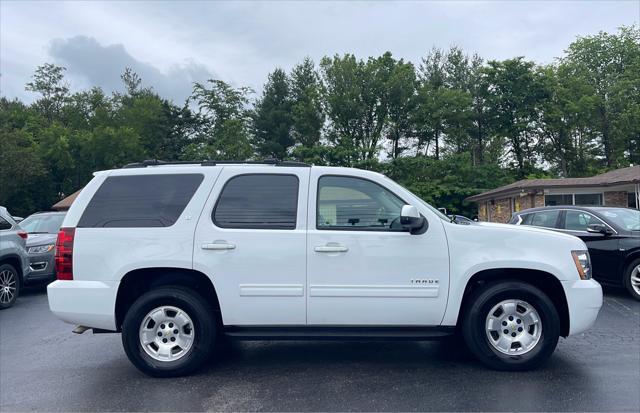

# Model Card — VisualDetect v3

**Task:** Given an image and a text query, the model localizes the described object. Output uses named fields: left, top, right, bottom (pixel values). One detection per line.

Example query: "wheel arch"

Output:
left=0, top=254, right=23, bottom=279
left=458, top=268, right=570, bottom=337
left=622, top=250, right=640, bottom=278
left=115, top=267, right=221, bottom=331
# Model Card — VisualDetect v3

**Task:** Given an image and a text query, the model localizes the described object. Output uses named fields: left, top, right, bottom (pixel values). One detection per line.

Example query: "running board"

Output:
left=223, top=326, right=455, bottom=341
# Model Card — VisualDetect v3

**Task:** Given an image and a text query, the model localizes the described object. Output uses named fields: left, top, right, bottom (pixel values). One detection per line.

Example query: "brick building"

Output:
left=466, top=165, right=640, bottom=223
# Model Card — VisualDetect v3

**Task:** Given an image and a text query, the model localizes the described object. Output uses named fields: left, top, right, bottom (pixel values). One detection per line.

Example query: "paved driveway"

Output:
left=1, top=286, right=638, bottom=412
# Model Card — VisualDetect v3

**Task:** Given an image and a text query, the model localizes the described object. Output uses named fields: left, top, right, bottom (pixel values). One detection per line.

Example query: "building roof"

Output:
left=51, top=190, right=81, bottom=211
left=466, top=165, right=640, bottom=203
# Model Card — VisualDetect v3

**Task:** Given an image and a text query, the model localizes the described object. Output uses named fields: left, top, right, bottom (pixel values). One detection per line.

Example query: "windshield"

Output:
left=599, top=208, right=640, bottom=231
left=388, top=180, right=451, bottom=222
left=19, top=213, right=65, bottom=234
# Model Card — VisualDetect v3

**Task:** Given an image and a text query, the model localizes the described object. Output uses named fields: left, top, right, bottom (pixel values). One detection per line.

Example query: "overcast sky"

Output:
left=1, top=1, right=638, bottom=104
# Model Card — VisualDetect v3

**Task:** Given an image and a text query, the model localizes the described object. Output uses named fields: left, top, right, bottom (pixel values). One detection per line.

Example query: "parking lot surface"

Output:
left=1, top=286, right=638, bottom=412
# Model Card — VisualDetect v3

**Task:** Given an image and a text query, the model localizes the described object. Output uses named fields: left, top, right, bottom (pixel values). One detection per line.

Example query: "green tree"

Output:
left=385, top=58, right=417, bottom=158
left=414, top=48, right=473, bottom=160
left=189, top=79, right=254, bottom=160
left=25, top=63, right=69, bottom=124
left=562, top=25, right=640, bottom=167
left=483, top=58, right=548, bottom=178
left=252, top=68, right=294, bottom=158
left=320, top=53, right=392, bottom=161
left=290, top=58, right=325, bottom=148
left=538, top=63, right=599, bottom=177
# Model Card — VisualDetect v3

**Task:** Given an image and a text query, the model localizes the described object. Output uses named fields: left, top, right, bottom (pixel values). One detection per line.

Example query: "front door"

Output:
left=306, top=170, right=450, bottom=325
left=193, top=166, right=310, bottom=325
left=559, top=209, right=622, bottom=282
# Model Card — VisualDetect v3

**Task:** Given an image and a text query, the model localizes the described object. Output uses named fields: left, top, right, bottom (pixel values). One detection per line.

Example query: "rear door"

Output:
left=193, top=166, right=310, bottom=325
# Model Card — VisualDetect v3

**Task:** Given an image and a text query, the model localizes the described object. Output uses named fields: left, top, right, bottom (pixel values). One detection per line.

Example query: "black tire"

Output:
left=0, top=263, right=20, bottom=309
left=122, top=286, right=216, bottom=377
left=462, top=281, right=560, bottom=371
left=623, top=258, right=640, bottom=301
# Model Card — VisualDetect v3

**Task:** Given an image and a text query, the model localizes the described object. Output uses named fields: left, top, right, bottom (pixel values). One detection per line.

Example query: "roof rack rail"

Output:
left=122, top=158, right=310, bottom=169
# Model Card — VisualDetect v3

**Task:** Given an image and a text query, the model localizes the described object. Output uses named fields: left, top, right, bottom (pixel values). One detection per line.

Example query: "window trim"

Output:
left=315, top=174, right=412, bottom=232
left=211, top=173, right=300, bottom=230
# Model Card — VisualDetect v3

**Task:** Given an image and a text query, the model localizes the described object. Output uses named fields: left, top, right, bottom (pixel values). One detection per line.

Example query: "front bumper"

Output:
left=562, top=278, right=603, bottom=336
left=47, top=280, right=119, bottom=331
left=24, top=254, right=56, bottom=284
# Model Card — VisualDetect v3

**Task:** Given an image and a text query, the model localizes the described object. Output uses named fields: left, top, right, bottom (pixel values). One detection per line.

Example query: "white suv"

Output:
left=48, top=160, right=603, bottom=376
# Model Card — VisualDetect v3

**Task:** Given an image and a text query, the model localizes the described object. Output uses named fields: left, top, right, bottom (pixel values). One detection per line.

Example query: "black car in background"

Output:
left=509, top=206, right=640, bottom=300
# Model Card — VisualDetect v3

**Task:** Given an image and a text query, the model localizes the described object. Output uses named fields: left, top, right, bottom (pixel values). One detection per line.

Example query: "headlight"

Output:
left=571, top=250, right=592, bottom=280
left=28, top=244, right=55, bottom=254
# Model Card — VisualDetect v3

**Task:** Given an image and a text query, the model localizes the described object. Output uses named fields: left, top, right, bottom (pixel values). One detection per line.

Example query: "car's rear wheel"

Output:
left=0, top=264, right=20, bottom=309
left=122, top=286, right=216, bottom=377
left=623, top=259, right=640, bottom=301
left=462, top=281, right=560, bottom=371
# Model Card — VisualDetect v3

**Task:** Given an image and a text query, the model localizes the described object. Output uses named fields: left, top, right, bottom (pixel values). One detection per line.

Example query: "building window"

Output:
left=629, top=192, right=639, bottom=209
left=544, top=194, right=573, bottom=206
left=544, top=193, right=603, bottom=207
left=575, top=193, right=603, bottom=206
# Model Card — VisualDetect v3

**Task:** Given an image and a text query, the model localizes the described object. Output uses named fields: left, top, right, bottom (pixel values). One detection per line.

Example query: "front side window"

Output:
left=530, top=210, right=560, bottom=228
left=317, top=176, right=406, bottom=230
left=563, top=210, right=599, bottom=231
left=213, top=174, right=299, bottom=229
left=78, top=174, right=204, bottom=228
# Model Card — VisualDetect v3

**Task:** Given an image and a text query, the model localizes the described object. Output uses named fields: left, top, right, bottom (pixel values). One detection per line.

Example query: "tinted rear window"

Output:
left=213, top=174, right=299, bottom=229
left=78, top=174, right=204, bottom=228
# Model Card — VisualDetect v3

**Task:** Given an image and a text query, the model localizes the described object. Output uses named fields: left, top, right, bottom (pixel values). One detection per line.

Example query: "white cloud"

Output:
left=1, top=0, right=638, bottom=103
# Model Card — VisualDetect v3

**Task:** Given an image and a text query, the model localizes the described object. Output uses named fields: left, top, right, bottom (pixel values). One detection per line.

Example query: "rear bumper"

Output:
left=562, top=279, right=603, bottom=336
left=47, top=280, right=119, bottom=331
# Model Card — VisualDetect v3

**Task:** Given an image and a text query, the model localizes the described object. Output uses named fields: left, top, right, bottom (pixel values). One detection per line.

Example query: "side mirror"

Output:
left=400, top=205, right=426, bottom=234
left=586, top=223, right=611, bottom=235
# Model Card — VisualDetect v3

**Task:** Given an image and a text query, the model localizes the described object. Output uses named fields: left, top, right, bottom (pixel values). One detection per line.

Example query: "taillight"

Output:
left=55, top=227, right=75, bottom=280
left=17, top=230, right=27, bottom=240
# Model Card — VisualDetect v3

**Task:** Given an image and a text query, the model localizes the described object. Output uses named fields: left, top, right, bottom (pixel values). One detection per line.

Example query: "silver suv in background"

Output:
left=0, top=206, right=29, bottom=309
left=19, top=211, right=66, bottom=285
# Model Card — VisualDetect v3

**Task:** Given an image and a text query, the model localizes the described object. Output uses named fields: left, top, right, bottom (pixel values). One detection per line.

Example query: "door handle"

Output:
left=314, top=245, right=349, bottom=253
left=202, top=242, right=236, bottom=250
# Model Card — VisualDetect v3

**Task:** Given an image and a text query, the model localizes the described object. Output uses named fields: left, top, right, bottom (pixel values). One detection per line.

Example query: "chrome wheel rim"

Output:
left=631, top=265, right=640, bottom=296
left=0, top=269, right=17, bottom=304
left=139, top=306, right=195, bottom=362
left=485, top=299, right=542, bottom=355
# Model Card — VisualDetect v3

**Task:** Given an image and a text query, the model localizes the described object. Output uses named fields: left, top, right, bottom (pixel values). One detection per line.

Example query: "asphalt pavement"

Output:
left=1, top=285, right=638, bottom=412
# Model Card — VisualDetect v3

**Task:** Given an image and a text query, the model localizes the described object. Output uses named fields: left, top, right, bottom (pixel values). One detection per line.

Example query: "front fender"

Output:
left=440, top=222, right=585, bottom=326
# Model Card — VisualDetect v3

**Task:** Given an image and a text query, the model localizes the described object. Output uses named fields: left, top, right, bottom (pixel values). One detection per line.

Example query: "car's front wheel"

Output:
left=462, top=281, right=560, bottom=371
left=623, top=259, right=640, bottom=301
left=121, top=286, right=216, bottom=377
left=0, top=263, right=20, bottom=309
